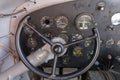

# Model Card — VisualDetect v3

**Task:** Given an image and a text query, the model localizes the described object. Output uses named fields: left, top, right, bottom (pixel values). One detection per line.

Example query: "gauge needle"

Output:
left=24, top=22, right=54, bottom=46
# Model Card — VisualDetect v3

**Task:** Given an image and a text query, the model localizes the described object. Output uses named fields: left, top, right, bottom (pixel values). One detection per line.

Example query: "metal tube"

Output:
left=0, top=49, right=49, bottom=80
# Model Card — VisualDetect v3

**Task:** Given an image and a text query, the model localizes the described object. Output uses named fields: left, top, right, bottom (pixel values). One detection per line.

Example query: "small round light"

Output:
left=111, top=13, right=120, bottom=26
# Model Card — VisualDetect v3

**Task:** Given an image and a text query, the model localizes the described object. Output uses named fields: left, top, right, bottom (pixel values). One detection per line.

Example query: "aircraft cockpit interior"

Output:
left=0, top=0, right=120, bottom=80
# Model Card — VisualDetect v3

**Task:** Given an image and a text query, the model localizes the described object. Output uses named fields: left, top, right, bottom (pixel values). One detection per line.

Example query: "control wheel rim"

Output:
left=16, top=16, right=101, bottom=80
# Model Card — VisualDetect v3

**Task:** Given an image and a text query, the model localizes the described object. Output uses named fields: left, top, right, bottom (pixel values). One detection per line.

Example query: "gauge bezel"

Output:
left=55, top=15, right=69, bottom=29
left=40, top=16, right=54, bottom=28
left=75, top=13, right=94, bottom=31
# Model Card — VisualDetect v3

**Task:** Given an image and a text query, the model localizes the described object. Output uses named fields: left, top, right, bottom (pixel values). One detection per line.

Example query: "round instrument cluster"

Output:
left=20, top=12, right=96, bottom=68
left=40, top=14, right=93, bottom=31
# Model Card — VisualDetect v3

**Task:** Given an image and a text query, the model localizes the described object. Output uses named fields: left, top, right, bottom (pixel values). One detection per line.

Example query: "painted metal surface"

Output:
left=0, top=0, right=27, bottom=73
left=0, top=0, right=73, bottom=79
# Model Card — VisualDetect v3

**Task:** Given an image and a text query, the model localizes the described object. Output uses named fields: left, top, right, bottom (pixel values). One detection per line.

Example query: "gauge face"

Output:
left=27, top=37, right=38, bottom=50
left=73, top=47, right=83, bottom=56
left=84, top=40, right=92, bottom=47
left=58, top=34, right=69, bottom=42
left=75, top=14, right=93, bottom=30
left=40, top=16, right=53, bottom=28
left=55, top=16, right=68, bottom=29
left=23, top=26, right=34, bottom=35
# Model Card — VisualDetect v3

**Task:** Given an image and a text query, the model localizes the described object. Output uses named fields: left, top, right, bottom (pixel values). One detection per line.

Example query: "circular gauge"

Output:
left=23, top=26, right=34, bottom=35
left=84, top=40, right=92, bottom=47
left=75, top=14, right=93, bottom=30
left=58, top=34, right=69, bottom=42
left=111, top=13, right=120, bottom=26
left=55, top=16, right=68, bottom=29
left=40, top=16, right=53, bottom=28
left=27, top=37, right=38, bottom=50
left=73, top=47, right=83, bottom=56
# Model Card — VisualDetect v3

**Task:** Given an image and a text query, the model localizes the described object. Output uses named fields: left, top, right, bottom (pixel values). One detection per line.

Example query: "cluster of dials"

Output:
left=23, top=25, right=38, bottom=50
left=40, top=14, right=93, bottom=30
left=101, top=38, right=120, bottom=48
left=23, top=14, right=94, bottom=58
left=40, top=16, right=68, bottom=29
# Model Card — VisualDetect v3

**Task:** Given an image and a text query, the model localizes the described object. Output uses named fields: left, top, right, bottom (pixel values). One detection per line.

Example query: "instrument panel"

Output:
left=19, top=0, right=120, bottom=71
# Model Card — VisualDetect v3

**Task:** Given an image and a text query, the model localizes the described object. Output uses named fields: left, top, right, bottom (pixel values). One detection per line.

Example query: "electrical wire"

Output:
left=0, top=52, right=10, bottom=61
left=109, top=70, right=120, bottom=75
left=0, top=41, right=19, bottom=63
left=0, top=33, right=19, bottom=63
left=0, top=33, right=13, bottom=39
left=0, top=8, right=26, bottom=18
left=97, top=68, right=109, bottom=80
